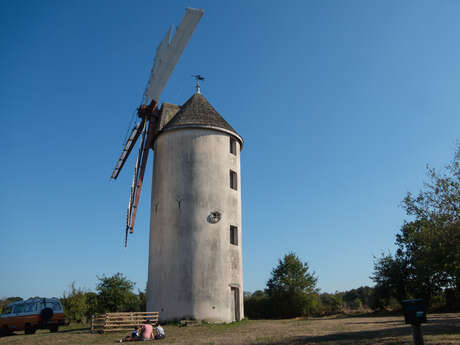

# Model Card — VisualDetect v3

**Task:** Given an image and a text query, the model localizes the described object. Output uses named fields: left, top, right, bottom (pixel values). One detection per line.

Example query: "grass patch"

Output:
left=0, top=313, right=458, bottom=345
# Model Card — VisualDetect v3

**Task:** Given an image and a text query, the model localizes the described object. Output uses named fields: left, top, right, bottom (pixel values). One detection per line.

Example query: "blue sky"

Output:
left=1, top=0, right=459, bottom=299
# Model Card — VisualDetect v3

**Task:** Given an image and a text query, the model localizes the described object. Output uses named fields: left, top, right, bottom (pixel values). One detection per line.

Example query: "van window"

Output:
left=1, top=306, right=12, bottom=315
left=40, top=302, right=48, bottom=310
left=51, top=302, right=61, bottom=311
left=24, top=303, right=36, bottom=313
left=13, top=304, right=24, bottom=314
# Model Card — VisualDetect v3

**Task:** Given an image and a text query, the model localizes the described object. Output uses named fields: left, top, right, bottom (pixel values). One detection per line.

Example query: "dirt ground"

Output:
left=0, top=313, right=459, bottom=345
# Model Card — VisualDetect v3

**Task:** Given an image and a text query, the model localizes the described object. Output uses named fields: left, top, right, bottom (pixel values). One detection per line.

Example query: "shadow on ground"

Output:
left=250, top=316, right=460, bottom=345
left=0, top=327, right=91, bottom=337
left=348, top=320, right=402, bottom=325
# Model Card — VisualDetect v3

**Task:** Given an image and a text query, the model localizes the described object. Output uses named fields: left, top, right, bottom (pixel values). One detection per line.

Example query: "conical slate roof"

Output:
left=162, top=93, right=242, bottom=144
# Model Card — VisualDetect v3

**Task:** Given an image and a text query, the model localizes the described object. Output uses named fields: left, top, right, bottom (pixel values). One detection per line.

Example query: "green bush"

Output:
left=319, top=293, right=342, bottom=315
left=244, top=291, right=272, bottom=319
left=96, top=273, right=140, bottom=313
left=61, top=283, right=88, bottom=323
left=60, top=273, right=145, bottom=323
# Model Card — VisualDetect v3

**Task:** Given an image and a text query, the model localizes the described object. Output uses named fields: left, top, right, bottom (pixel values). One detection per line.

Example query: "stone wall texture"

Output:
left=146, top=127, right=243, bottom=322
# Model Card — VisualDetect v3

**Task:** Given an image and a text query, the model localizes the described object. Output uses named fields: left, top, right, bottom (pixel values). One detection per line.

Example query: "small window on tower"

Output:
left=230, top=226, right=238, bottom=245
left=230, top=170, right=237, bottom=190
left=230, top=138, right=237, bottom=155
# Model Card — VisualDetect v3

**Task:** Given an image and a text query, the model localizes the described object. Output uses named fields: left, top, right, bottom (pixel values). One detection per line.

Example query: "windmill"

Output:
left=111, top=8, right=204, bottom=247
left=112, top=7, right=244, bottom=322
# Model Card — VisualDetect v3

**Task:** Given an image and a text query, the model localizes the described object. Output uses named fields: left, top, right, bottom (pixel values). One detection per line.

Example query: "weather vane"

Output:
left=193, top=74, right=205, bottom=93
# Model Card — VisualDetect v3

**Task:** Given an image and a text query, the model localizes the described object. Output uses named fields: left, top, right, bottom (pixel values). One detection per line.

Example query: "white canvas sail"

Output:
left=144, top=8, right=204, bottom=104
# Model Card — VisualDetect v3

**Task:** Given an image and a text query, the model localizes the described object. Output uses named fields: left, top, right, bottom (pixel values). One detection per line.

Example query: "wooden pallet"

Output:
left=91, top=312, right=159, bottom=333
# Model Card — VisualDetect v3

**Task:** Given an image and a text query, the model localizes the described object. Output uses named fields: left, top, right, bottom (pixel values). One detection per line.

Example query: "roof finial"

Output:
left=193, top=74, right=205, bottom=94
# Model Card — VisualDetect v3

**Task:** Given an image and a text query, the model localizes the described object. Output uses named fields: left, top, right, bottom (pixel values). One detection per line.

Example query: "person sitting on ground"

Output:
left=154, top=324, right=165, bottom=340
left=119, top=326, right=141, bottom=342
left=131, top=326, right=140, bottom=338
left=140, top=319, right=154, bottom=340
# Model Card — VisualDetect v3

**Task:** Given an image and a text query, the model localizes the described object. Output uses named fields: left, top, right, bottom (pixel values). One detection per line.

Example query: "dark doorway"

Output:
left=231, top=287, right=240, bottom=321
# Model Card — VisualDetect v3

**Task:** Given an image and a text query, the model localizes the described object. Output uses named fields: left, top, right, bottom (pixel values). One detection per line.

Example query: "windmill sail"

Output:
left=126, top=119, right=156, bottom=240
left=144, top=8, right=204, bottom=104
left=111, top=8, right=203, bottom=182
left=111, top=119, right=145, bottom=179
left=112, top=7, right=204, bottom=246
left=125, top=121, right=148, bottom=246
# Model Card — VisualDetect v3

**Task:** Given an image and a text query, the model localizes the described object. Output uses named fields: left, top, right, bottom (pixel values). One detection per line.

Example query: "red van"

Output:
left=0, top=298, right=67, bottom=335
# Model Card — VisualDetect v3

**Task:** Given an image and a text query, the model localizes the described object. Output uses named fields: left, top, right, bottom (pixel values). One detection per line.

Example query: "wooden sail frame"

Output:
left=110, top=8, right=203, bottom=246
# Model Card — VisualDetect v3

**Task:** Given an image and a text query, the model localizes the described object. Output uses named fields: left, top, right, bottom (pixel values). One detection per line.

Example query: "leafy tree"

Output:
left=138, top=289, right=146, bottom=312
left=349, top=298, right=363, bottom=310
left=309, top=293, right=321, bottom=315
left=96, top=273, right=139, bottom=313
left=265, top=252, right=318, bottom=318
left=61, top=282, right=88, bottom=323
left=0, top=297, right=22, bottom=314
left=319, top=293, right=342, bottom=315
left=356, top=286, right=375, bottom=308
left=397, top=145, right=460, bottom=306
left=85, top=292, right=99, bottom=320
left=370, top=253, right=410, bottom=307
left=371, top=144, right=460, bottom=309
left=243, top=291, right=252, bottom=299
left=244, top=290, right=272, bottom=319
left=60, top=275, right=145, bottom=322
left=251, top=290, right=266, bottom=299
left=342, top=286, right=374, bottom=310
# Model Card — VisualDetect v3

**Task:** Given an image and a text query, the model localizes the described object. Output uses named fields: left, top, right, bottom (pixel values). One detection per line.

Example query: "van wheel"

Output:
left=1, top=325, right=11, bottom=336
left=25, top=324, right=36, bottom=335
left=49, top=325, right=58, bottom=333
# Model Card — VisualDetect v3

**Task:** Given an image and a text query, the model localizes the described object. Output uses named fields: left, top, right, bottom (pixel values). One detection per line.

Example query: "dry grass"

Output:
left=0, top=313, right=459, bottom=345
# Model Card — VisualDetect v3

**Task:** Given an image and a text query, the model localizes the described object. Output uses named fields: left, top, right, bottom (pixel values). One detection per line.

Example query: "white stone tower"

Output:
left=146, top=92, right=243, bottom=322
